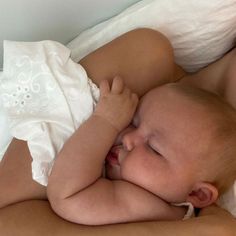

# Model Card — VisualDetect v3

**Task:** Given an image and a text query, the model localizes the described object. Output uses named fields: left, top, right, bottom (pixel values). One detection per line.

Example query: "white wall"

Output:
left=0, top=0, right=140, bottom=69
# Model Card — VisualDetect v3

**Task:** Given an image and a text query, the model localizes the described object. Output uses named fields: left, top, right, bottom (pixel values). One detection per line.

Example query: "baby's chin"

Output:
left=105, top=163, right=122, bottom=180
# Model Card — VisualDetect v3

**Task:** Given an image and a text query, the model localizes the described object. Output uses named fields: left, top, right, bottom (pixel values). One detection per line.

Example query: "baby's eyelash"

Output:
left=148, top=143, right=162, bottom=156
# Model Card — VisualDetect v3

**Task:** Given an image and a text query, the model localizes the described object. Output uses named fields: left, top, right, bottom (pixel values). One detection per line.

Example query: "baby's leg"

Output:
left=0, top=139, right=47, bottom=208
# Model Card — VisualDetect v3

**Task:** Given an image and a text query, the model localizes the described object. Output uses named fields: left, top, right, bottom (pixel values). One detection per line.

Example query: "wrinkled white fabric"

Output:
left=68, top=0, right=236, bottom=73
left=0, top=87, right=12, bottom=160
left=173, top=202, right=195, bottom=220
left=0, top=40, right=100, bottom=186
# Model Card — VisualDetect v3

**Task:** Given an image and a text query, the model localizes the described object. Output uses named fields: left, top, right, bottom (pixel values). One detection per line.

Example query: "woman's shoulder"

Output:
left=221, top=47, right=236, bottom=107
left=179, top=47, right=236, bottom=108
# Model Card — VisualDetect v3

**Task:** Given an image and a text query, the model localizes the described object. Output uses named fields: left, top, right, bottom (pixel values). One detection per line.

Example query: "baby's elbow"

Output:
left=47, top=181, right=60, bottom=203
left=47, top=192, right=77, bottom=224
left=47, top=174, right=72, bottom=206
left=47, top=185, right=65, bottom=217
left=47, top=182, right=73, bottom=222
left=47, top=187, right=94, bottom=225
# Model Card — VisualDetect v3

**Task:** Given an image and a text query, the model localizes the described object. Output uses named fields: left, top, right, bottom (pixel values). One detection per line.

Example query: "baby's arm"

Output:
left=47, top=77, right=186, bottom=225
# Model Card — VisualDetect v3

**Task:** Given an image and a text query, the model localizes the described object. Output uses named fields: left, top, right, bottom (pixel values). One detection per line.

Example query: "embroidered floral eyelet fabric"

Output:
left=0, top=40, right=100, bottom=186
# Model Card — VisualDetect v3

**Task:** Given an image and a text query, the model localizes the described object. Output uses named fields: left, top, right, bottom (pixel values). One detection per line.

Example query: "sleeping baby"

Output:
left=48, top=79, right=236, bottom=225
left=1, top=40, right=236, bottom=225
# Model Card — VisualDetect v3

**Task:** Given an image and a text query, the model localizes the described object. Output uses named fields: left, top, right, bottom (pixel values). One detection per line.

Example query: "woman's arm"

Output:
left=79, top=28, right=184, bottom=97
left=0, top=201, right=235, bottom=236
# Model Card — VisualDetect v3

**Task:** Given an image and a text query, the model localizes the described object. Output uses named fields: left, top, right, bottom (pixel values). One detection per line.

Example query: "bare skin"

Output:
left=79, top=28, right=185, bottom=96
left=0, top=201, right=235, bottom=236
left=180, top=47, right=236, bottom=107
left=0, top=29, right=235, bottom=235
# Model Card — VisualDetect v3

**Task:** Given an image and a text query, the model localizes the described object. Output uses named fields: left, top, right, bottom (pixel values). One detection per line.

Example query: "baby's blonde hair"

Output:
left=171, top=83, right=236, bottom=195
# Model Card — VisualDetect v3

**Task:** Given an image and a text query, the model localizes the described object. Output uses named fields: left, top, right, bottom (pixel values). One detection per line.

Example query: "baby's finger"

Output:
left=99, top=79, right=110, bottom=95
left=111, top=76, right=124, bottom=94
left=123, top=87, right=131, bottom=96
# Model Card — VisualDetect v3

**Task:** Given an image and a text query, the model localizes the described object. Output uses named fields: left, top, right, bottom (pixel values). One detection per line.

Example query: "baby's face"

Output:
left=105, top=84, right=217, bottom=203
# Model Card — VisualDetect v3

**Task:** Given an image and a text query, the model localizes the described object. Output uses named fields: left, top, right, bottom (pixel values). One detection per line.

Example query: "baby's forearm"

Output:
left=47, top=113, right=187, bottom=224
left=47, top=114, right=118, bottom=200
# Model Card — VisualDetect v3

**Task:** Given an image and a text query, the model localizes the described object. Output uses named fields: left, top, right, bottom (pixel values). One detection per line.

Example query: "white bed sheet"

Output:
left=68, top=0, right=236, bottom=73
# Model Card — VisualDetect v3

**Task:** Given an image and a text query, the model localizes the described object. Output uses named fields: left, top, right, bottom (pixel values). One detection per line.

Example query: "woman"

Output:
left=0, top=28, right=235, bottom=235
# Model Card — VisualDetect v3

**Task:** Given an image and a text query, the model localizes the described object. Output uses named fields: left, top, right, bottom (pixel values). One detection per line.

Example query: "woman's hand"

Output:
left=95, top=76, right=139, bottom=132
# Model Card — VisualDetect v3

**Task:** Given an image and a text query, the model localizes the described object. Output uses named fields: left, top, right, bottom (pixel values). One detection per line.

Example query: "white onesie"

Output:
left=0, top=40, right=100, bottom=186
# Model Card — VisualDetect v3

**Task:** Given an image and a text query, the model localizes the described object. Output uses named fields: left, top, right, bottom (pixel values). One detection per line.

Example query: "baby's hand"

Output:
left=94, top=76, right=138, bottom=132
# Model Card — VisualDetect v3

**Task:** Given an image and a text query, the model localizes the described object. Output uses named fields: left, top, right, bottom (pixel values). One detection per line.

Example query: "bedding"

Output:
left=0, top=0, right=236, bottom=218
left=68, top=0, right=236, bottom=73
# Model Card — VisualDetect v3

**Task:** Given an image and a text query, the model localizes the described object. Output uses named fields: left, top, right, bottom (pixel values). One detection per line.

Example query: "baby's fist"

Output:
left=95, top=77, right=138, bottom=132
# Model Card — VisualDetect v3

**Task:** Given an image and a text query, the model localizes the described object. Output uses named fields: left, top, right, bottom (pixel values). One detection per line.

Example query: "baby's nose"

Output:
left=122, top=130, right=143, bottom=151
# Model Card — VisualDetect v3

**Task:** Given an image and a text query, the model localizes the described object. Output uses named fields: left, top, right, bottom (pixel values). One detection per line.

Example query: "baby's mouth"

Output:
left=105, top=146, right=121, bottom=166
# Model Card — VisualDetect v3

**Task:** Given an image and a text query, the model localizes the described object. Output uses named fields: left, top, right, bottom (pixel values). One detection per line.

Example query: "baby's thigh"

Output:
left=0, top=139, right=47, bottom=208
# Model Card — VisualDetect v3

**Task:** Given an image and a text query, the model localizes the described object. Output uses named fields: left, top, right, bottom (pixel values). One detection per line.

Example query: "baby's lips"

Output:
left=107, top=145, right=123, bottom=165
left=106, top=152, right=119, bottom=166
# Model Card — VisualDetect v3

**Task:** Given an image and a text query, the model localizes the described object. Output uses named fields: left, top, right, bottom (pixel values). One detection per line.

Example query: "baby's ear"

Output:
left=186, top=182, right=218, bottom=208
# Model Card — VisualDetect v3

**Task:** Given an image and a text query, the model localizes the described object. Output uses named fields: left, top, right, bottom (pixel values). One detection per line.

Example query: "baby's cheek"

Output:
left=120, top=156, right=146, bottom=183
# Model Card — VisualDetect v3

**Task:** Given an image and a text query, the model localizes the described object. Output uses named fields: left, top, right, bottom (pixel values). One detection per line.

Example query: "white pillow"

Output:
left=67, top=0, right=236, bottom=72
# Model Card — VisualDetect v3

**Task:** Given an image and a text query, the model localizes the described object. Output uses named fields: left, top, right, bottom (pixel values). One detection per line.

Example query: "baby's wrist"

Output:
left=91, top=113, right=121, bottom=134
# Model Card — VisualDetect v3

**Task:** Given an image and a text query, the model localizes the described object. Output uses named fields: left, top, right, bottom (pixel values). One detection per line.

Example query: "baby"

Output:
left=47, top=78, right=236, bottom=225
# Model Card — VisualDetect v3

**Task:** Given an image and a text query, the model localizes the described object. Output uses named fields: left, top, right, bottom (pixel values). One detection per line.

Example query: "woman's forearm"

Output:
left=1, top=201, right=234, bottom=236
left=47, top=114, right=118, bottom=200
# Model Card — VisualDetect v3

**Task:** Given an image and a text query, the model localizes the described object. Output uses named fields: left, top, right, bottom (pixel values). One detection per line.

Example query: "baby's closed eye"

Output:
left=148, top=142, right=162, bottom=156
